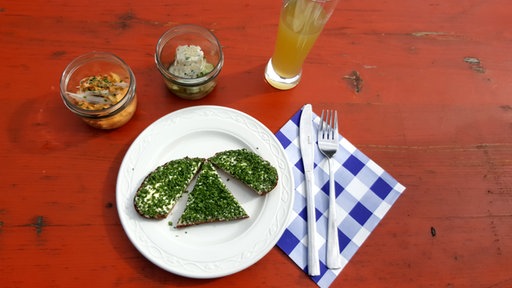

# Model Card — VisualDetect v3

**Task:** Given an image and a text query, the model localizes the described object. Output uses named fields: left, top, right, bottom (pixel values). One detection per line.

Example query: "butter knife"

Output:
left=299, top=104, right=320, bottom=276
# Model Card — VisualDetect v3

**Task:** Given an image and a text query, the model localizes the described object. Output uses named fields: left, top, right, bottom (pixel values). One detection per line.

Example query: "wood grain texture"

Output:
left=1, top=0, right=512, bottom=287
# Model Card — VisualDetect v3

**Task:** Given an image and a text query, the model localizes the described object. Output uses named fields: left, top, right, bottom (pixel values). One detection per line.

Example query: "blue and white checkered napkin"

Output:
left=275, top=107, right=406, bottom=288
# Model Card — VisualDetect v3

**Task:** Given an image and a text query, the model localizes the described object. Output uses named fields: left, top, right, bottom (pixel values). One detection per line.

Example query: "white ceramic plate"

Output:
left=116, top=105, right=294, bottom=278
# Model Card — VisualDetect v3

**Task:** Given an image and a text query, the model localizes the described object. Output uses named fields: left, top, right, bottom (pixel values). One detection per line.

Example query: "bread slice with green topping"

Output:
left=176, top=161, right=249, bottom=228
left=134, top=157, right=204, bottom=219
left=209, top=148, right=278, bottom=195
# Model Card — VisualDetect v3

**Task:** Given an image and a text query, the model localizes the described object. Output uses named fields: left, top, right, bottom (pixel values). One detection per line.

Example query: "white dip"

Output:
left=168, top=45, right=212, bottom=78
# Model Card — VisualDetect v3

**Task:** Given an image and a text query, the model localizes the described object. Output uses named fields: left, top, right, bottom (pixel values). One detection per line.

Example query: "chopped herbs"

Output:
left=209, top=148, right=278, bottom=195
left=134, top=149, right=279, bottom=229
left=177, top=161, right=248, bottom=227
left=134, top=157, right=203, bottom=219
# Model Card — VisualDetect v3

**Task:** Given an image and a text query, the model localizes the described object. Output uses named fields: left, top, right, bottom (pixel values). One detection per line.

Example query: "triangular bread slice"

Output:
left=134, top=157, right=204, bottom=219
left=209, top=148, right=278, bottom=195
left=176, top=161, right=249, bottom=228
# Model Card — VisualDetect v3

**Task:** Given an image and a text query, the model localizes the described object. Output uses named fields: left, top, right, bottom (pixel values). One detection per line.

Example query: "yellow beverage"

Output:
left=271, top=0, right=328, bottom=78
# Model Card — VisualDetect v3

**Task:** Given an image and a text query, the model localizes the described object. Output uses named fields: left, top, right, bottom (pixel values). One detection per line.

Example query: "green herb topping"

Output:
left=177, top=161, right=248, bottom=227
left=209, top=148, right=278, bottom=195
left=134, top=157, right=203, bottom=218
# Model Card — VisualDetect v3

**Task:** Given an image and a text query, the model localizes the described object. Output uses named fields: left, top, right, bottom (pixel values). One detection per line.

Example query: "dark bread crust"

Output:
left=175, top=214, right=249, bottom=228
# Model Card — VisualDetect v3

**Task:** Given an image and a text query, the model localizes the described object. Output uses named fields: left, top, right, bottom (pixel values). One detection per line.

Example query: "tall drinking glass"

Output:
left=265, top=0, right=339, bottom=90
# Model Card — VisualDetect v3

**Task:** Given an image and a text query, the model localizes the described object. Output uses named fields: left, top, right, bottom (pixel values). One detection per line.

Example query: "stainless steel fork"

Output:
left=318, top=110, right=341, bottom=269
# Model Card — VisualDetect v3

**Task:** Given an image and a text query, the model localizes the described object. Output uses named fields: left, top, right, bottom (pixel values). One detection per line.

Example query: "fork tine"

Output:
left=333, top=110, right=338, bottom=139
left=319, top=110, right=325, bottom=138
left=334, top=110, right=338, bottom=133
left=320, top=109, right=325, bottom=131
left=319, top=109, right=340, bottom=141
left=329, top=110, right=334, bottom=139
left=326, top=111, right=330, bottom=138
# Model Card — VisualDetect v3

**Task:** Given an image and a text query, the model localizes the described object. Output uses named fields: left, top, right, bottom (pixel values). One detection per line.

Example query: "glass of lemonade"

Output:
left=265, top=0, right=339, bottom=90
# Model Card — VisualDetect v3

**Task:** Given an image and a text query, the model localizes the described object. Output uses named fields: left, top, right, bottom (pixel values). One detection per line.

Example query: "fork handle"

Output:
left=326, top=158, right=341, bottom=269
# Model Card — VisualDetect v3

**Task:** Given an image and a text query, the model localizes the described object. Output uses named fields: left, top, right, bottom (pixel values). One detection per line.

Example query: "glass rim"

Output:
left=154, top=24, right=224, bottom=85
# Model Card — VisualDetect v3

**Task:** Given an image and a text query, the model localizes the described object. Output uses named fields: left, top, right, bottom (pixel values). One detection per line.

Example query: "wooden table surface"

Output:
left=1, top=0, right=511, bottom=287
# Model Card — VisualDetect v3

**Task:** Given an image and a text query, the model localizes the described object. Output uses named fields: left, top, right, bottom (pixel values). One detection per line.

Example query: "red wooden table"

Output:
left=2, top=0, right=512, bottom=287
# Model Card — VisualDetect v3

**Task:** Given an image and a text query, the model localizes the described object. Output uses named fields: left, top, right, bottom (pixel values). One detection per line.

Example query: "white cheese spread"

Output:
left=168, top=45, right=213, bottom=78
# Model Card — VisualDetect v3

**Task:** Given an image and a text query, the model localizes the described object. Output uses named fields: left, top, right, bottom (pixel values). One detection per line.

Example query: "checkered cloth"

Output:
left=275, top=107, right=406, bottom=288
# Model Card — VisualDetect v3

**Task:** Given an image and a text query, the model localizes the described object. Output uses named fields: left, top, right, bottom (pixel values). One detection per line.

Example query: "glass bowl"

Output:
left=155, top=24, right=223, bottom=100
left=60, top=52, right=137, bottom=129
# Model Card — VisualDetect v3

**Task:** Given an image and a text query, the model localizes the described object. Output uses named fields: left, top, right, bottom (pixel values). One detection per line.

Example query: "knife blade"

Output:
left=299, top=104, right=320, bottom=276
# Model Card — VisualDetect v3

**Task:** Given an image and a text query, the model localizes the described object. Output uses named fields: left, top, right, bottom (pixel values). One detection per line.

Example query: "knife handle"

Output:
left=305, top=170, right=320, bottom=276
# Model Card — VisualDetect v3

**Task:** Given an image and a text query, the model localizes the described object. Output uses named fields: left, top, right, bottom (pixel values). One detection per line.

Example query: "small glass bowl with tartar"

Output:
left=60, top=51, right=137, bottom=129
left=155, top=24, right=224, bottom=100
